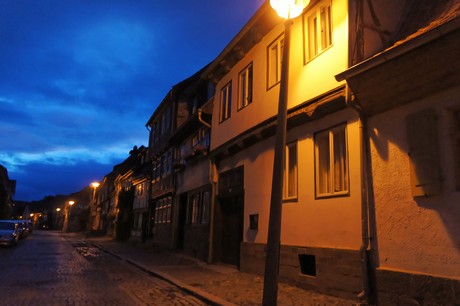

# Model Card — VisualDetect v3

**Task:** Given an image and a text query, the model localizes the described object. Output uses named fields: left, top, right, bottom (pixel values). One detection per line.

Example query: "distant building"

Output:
left=0, top=164, right=15, bottom=219
left=145, top=67, right=214, bottom=260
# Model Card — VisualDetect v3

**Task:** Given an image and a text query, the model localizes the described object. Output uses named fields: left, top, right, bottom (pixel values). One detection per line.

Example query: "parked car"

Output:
left=16, top=220, right=30, bottom=238
left=27, top=220, right=33, bottom=234
left=0, top=220, right=21, bottom=246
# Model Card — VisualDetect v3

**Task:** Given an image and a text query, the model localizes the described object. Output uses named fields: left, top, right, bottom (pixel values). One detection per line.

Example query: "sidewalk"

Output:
left=80, top=234, right=357, bottom=306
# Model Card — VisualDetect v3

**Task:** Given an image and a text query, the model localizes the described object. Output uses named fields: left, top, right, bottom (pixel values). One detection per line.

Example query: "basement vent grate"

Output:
left=298, top=254, right=316, bottom=276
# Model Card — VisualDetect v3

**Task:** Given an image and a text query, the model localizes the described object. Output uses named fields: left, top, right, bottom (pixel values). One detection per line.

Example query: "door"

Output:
left=176, top=193, right=188, bottom=250
left=219, top=194, right=244, bottom=266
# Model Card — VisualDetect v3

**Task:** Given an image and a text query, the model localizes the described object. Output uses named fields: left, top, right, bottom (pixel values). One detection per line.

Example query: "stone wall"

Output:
left=376, top=268, right=460, bottom=305
left=240, top=242, right=362, bottom=301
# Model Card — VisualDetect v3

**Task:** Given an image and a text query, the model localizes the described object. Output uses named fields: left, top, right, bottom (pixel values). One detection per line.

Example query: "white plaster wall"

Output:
left=220, top=108, right=362, bottom=250
left=369, top=86, right=460, bottom=278
left=211, top=0, right=349, bottom=150
left=176, top=159, right=210, bottom=194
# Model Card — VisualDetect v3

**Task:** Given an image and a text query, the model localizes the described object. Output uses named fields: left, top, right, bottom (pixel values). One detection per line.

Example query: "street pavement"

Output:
left=68, top=233, right=358, bottom=306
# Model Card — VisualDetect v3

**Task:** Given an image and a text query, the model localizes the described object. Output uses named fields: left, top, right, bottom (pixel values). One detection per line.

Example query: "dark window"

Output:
left=298, top=254, right=316, bottom=276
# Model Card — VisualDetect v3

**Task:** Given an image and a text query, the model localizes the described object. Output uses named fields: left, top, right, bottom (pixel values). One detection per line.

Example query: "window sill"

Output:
left=315, top=191, right=349, bottom=199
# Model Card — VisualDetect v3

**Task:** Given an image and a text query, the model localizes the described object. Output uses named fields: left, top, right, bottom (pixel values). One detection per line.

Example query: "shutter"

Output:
left=406, top=109, right=441, bottom=197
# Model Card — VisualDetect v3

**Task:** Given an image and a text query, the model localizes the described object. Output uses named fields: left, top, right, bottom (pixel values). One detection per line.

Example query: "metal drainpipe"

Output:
left=207, top=158, right=217, bottom=263
left=346, top=91, right=374, bottom=304
left=197, top=109, right=211, bottom=128
left=197, top=106, right=214, bottom=262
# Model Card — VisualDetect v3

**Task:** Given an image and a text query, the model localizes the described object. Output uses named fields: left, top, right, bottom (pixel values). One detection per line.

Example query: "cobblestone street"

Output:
left=0, top=231, right=208, bottom=306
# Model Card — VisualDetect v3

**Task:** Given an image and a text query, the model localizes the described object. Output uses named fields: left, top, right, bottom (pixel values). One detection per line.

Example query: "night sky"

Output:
left=0, top=0, right=264, bottom=201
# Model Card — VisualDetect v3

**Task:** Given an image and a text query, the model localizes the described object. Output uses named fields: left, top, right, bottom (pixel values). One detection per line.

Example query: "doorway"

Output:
left=219, top=194, right=244, bottom=266
left=177, top=193, right=188, bottom=250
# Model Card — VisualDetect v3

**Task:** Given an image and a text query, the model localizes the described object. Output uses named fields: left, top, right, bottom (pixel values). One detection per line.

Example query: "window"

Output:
left=238, top=63, right=253, bottom=110
left=154, top=197, right=172, bottom=224
left=152, top=160, right=159, bottom=182
left=219, top=81, right=232, bottom=122
left=267, top=35, right=284, bottom=89
left=190, top=193, right=200, bottom=224
left=315, top=124, right=348, bottom=197
left=191, top=127, right=210, bottom=150
left=284, top=142, right=298, bottom=200
left=188, top=190, right=210, bottom=225
left=406, top=109, right=441, bottom=197
left=304, top=0, right=332, bottom=61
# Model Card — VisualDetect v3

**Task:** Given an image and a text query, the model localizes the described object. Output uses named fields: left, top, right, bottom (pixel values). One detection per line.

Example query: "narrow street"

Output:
left=0, top=231, right=208, bottom=306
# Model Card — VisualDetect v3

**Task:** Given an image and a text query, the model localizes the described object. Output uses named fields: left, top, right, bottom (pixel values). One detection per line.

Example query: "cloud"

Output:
left=0, top=142, right=131, bottom=171
left=0, top=0, right=264, bottom=201
left=12, top=161, right=115, bottom=201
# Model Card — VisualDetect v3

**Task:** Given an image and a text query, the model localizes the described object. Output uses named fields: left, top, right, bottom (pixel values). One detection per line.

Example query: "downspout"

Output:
left=207, top=157, right=217, bottom=263
left=346, top=88, right=375, bottom=304
left=198, top=106, right=215, bottom=263
left=197, top=109, right=211, bottom=128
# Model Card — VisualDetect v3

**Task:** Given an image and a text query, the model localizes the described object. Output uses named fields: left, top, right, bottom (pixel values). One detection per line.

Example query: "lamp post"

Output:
left=63, top=201, right=75, bottom=232
left=55, top=208, right=61, bottom=230
left=263, top=1, right=308, bottom=305
left=88, top=182, right=100, bottom=234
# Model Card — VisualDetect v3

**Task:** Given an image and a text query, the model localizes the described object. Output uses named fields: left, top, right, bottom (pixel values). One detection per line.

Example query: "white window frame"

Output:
left=219, top=81, right=232, bottom=122
left=314, top=124, right=349, bottom=198
left=267, top=35, right=284, bottom=89
left=304, top=0, right=332, bottom=62
left=283, top=141, right=298, bottom=201
left=238, top=63, right=253, bottom=110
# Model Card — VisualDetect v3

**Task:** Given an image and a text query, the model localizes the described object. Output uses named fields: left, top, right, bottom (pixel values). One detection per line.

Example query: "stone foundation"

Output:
left=376, top=268, right=460, bottom=305
left=240, top=242, right=362, bottom=301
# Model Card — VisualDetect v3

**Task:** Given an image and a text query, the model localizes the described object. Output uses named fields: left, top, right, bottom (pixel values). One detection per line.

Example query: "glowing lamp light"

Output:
left=270, top=0, right=309, bottom=19
left=68, top=201, right=75, bottom=206
left=90, top=182, right=100, bottom=189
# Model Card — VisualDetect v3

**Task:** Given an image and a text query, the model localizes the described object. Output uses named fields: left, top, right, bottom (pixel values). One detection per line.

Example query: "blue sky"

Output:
left=0, top=0, right=264, bottom=201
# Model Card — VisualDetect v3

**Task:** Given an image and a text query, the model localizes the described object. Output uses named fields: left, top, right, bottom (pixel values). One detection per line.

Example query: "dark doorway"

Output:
left=177, top=193, right=188, bottom=250
left=219, top=194, right=244, bottom=266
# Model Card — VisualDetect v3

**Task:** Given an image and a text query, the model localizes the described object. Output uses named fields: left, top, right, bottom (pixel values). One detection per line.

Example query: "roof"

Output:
left=336, top=0, right=460, bottom=82
left=391, top=0, right=460, bottom=47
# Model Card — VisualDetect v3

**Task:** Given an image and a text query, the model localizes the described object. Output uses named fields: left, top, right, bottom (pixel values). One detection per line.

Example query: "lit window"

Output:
left=154, top=197, right=172, bottom=224
left=304, top=0, right=332, bottom=61
left=219, top=81, right=232, bottom=122
left=315, top=124, right=348, bottom=197
left=284, top=142, right=298, bottom=200
left=238, top=63, right=253, bottom=110
left=267, top=35, right=284, bottom=89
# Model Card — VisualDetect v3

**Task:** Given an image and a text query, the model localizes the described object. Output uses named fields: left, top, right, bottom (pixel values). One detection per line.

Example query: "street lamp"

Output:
left=88, top=181, right=100, bottom=234
left=263, top=1, right=309, bottom=305
left=55, top=208, right=61, bottom=230
left=63, top=201, right=75, bottom=232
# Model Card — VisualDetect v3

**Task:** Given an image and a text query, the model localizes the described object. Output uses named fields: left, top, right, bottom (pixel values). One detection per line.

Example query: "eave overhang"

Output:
left=211, top=86, right=347, bottom=163
left=335, top=15, right=460, bottom=116
left=201, top=2, right=282, bottom=83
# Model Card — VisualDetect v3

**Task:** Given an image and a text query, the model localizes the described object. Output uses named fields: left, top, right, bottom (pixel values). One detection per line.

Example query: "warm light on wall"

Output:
left=270, top=0, right=310, bottom=19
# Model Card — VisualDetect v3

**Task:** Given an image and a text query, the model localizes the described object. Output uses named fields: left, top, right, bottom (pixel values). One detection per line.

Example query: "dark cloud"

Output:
left=13, top=161, right=115, bottom=201
left=0, top=0, right=264, bottom=201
